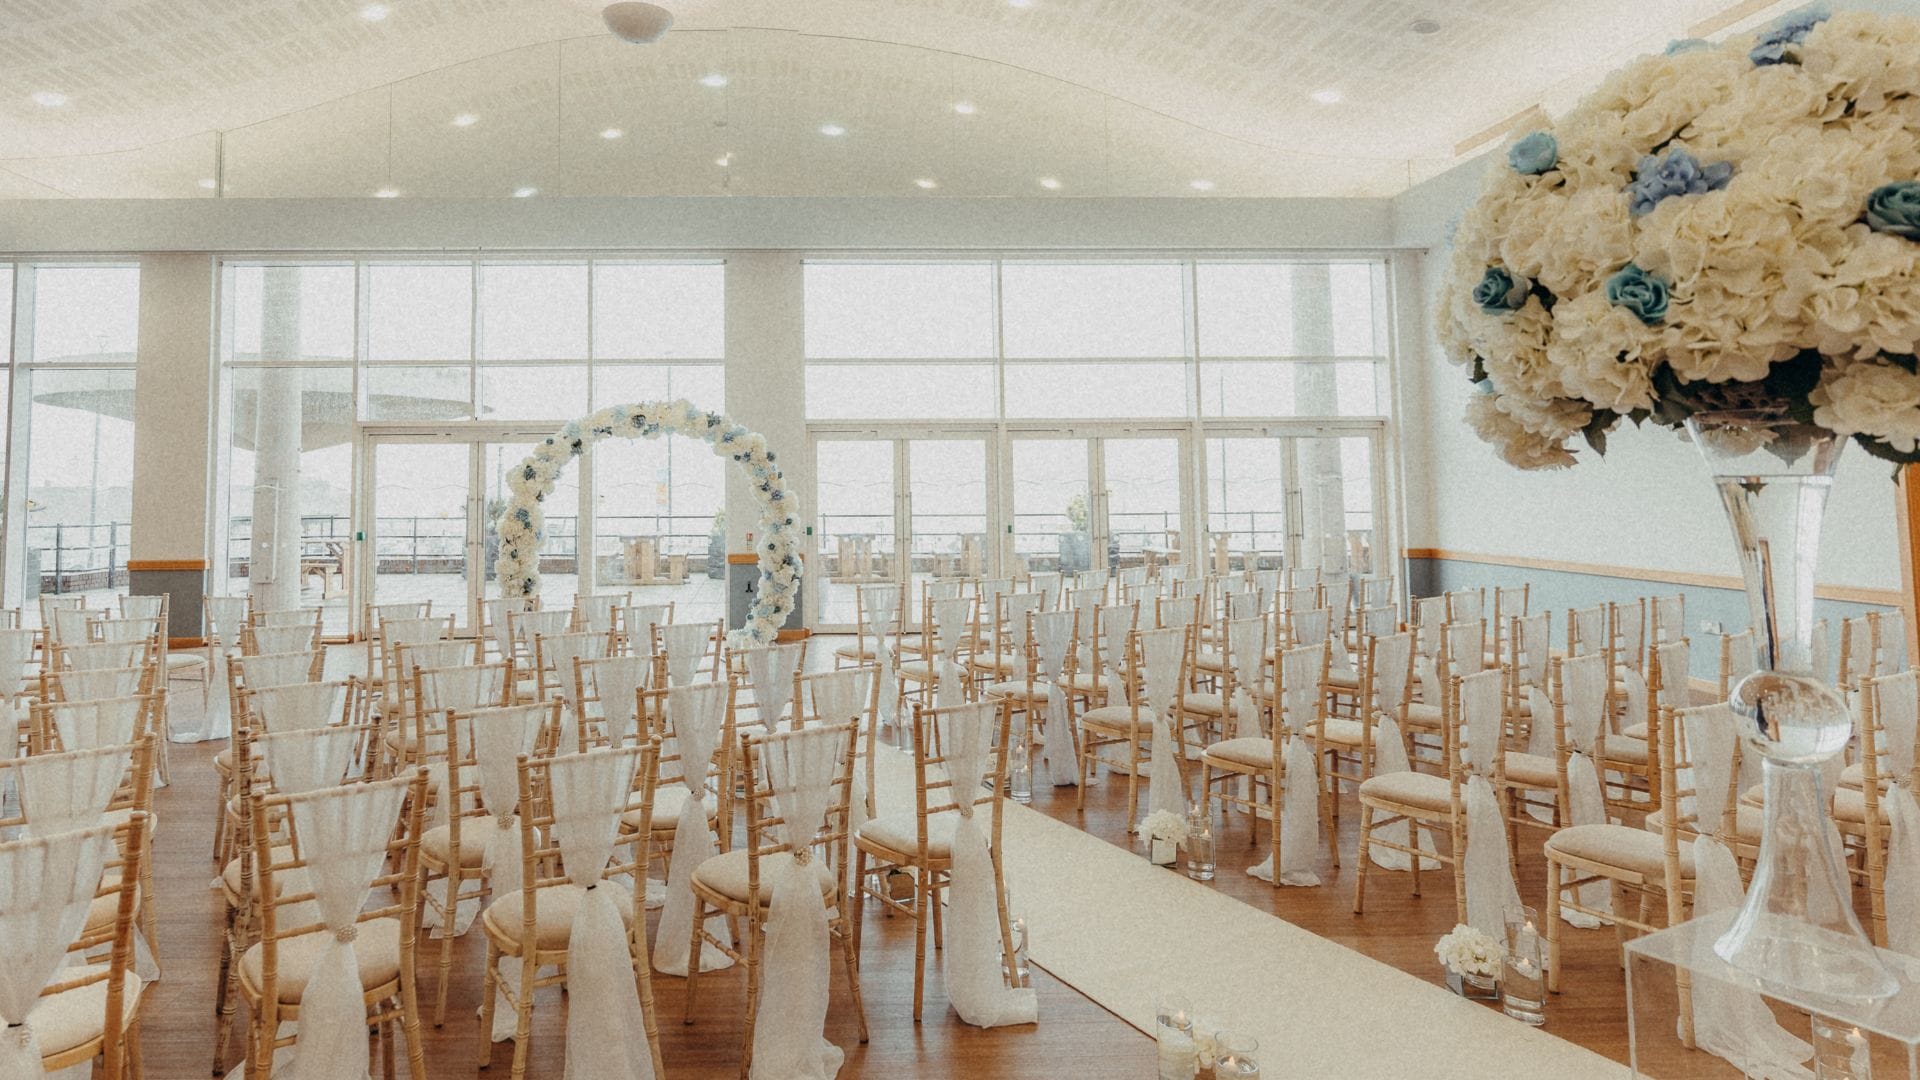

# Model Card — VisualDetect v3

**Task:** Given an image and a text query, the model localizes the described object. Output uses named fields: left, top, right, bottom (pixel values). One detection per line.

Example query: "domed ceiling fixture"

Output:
left=602, top=2, right=674, bottom=44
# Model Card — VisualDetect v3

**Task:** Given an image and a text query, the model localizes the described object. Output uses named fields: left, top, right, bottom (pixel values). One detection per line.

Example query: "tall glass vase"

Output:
left=1688, top=411, right=1897, bottom=1005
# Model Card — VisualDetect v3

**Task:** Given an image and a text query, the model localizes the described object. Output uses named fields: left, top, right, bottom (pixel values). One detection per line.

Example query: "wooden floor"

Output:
left=139, top=642, right=1680, bottom=1079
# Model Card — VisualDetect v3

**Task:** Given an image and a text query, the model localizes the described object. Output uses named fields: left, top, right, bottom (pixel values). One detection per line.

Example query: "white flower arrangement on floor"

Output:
left=1439, top=5, right=1920, bottom=470
left=494, top=399, right=802, bottom=646
left=1434, top=924, right=1504, bottom=981
left=1141, top=809, right=1191, bottom=846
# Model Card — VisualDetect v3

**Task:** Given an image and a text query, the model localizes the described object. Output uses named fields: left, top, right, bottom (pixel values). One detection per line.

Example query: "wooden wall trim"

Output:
left=1897, top=465, right=1920, bottom=666
left=167, top=636, right=207, bottom=649
left=1405, top=547, right=1901, bottom=607
left=127, top=559, right=209, bottom=572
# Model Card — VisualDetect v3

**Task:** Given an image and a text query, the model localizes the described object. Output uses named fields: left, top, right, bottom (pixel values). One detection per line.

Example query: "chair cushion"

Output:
left=1621, top=721, right=1650, bottom=742
left=1358, top=771, right=1453, bottom=815
left=82, top=873, right=138, bottom=934
left=1319, top=717, right=1366, bottom=748
left=221, top=847, right=302, bottom=901
left=422, top=816, right=510, bottom=868
left=982, top=679, right=1051, bottom=701
left=1201, top=737, right=1275, bottom=770
left=857, top=814, right=961, bottom=860
left=241, top=917, right=404, bottom=1002
left=896, top=661, right=938, bottom=682
left=482, top=882, right=635, bottom=950
left=166, top=652, right=208, bottom=671
left=1180, top=692, right=1226, bottom=716
left=28, top=967, right=142, bottom=1058
left=1645, top=803, right=1763, bottom=844
left=969, top=654, right=1017, bottom=675
left=1545, top=823, right=1694, bottom=879
left=1502, top=751, right=1558, bottom=789
left=1604, top=736, right=1650, bottom=767
left=833, top=644, right=877, bottom=662
left=1403, top=702, right=1442, bottom=727
left=1833, top=785, right=1892, bottom=826
left=691, top=849, right=839, bottom=906
left=1326, top=671, right=1360, bottom=691
left=620, top=786, right=718, bottom=833
left=1063, top=673, right=1104, bottom=695
left=1079, top=705, right=1147, bottom=732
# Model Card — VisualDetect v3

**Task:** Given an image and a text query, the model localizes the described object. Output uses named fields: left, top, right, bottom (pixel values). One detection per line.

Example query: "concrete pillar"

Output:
left=249, top=268, right=304, bottom=612
left=128, top=254, right=216, bottom=641
left=723, top=253, right=810, bottom=632
left=1292, top=264, right=1349, bottom=573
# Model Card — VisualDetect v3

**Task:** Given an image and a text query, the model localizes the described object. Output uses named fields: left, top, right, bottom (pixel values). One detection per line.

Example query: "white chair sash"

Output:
left=1655, top=640, right=1691, bottom=713
left=1098, top=605, right=1133, bottom=708
left=404, top=640, right=475, bottom=674
left=198, top=598, right=249, bottom=742
left=1619, top=606, right=1646, bottom=673
left=593, top=656, right=652, bottom=746
left=1461, top=668, right=1521, bottom=941
left=252, top=680, right=348, bottom=734
left=1518, top=613, right=1553, bottom=756
left=1249, top=644, right=1327, bottom=888
left=482, top=598, right=522, bottom=661
left=858, top=586, right=898, bottom=726
left=284, top=776, right=411, bottom=1080
left=1446, top=620, right=1485, bottom=676
left=942, top=702, right=1038, bottom=1028
left=1881, top=612, right=1909, bottom=676
left=0, top=628, right=33, bottom=701
left=620, top=604, right=671, bottom=656
left=1654, top=595, right=1684, bottom=641
left=96, top=617, right=155, bottom=644
left=512, top=610, right=570, bottom=649
left=419, top=665, right=504, bottom=715
left=19, top=744, right=131, bottom=837
left=1032, top=609, right=1077, bottom=788
left=49, top=697, right=143, bottom=751
left=1366, top=713, right=1441, bottom=872
left=257, top=727, right=358, bottom=796
left=1028, top=572, right=1061, bottom=613
left=464, top=705, right=544, bottom=946
left=1138, top=627, right=1187, bottom=820
left=51, top=608, right=97, bottom=647
left=1371, top=633, right=1414, bottom=718
left=932, top=597, right=972, bottom=708
left=1226, top=617, right=1266, bottom=744
left=1414, top=596, right=1445, bottom=656
left=0, top=823, right=116, bottom=1077
left=751, top=727, right=846, bottom=1080
left=121, top=595, right=164, bottom=622
left=544, top=633, right=609, bottom=717
left=1877, top=673, right=1920, bottom=957
left=1004, top=595, right=1042, bottom=682
left=1571, top=606, right=1606, bottom=657
left=258, top=607, right=320, bottom=628
left=810, top=670, right=873, bottom=829
left=655, top=681, right=734, bottom=975
left=249, top=625, right=315, bottom=655
left=1449, top=589, right=1483, bottom=625
left=1687, top=837, right=1816, bottom=1077
left=1681, top=703, right=1739, bottom=838
left=743, top=643, right=805, bottom=731
left=661, top=623, right=712, bottom=687
left=63, top=642, right=143, bottom=672
left=577, top=595, right=622, bottom=635
left=547, top=748, right=655, bottom=1080
left=1561, top=652, right=1613, bottom=926
left=238, top=651, right=317, bottom=691
left=1292, top=608, right=1331, bottom=651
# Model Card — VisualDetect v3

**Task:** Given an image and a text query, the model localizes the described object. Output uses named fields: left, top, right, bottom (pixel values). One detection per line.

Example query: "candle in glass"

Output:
left=1212, top=1031, right=1260, bottom=1078
left=1156, top=993, right=1197, bottom=1080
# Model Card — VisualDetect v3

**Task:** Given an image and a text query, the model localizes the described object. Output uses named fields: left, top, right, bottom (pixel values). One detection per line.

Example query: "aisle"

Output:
left=869, top=747, right=1630, bottom=1079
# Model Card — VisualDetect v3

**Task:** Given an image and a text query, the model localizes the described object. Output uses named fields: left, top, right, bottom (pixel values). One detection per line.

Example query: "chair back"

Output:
left=736, top=721, right=859, bottom=900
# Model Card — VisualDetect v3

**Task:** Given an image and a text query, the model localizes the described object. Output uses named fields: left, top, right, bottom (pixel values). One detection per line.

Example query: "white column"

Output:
left=723, top=253, right=811, bottom=630
left=249, top=268, right=304, bottom=612
left=129, top=253, right=216, bottom=640
left=1291, top=264, right=1349, bottom=573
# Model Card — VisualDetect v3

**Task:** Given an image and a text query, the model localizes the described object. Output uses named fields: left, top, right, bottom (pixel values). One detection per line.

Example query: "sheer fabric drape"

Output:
left=750, top=726, right=845, bottom=1080
left=662, top=624, right=712, bottom=688
left=1138, top=627, right=1187, bottom=820
left=655, top=682, right=734, bottom=975
left=1250, top=644, right=1326, bottom=887
left=1460, top=669, right=1521, bottom=941
left=1560, top=652, right=1613, bottom=927
left=743, top=643, right=805, bottom=731
left=1877, top=672, right=1920, bottom=957
left=1032, top=610, right=1077, bottom=788
left=18, top=745, right=130, bottom=837
left=0, top=823, right=117, bottom=1078
left=941, top=703, right=1038, bottom=1028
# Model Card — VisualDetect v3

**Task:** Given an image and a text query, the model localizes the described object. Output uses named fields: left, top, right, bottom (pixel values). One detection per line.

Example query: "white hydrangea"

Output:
left=1464, top=391, right=1582, bottom=471
left=1812, top=355, right=1920, bottom=452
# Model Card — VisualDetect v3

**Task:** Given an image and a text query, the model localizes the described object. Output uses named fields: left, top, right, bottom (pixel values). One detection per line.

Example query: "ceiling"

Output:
left=0, top=0, right=1801, bottom=200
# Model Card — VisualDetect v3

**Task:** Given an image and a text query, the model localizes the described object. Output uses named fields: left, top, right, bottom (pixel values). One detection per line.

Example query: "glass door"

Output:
left=591, top=433, right=726, bottom=624
left=1202, top=429, right=1382, bottom=575
left=1100, top=436, right=1184, bottom=574
left=1009, top=438, right=1091, bottom=577
left=814, top=438, right=899, bottom=629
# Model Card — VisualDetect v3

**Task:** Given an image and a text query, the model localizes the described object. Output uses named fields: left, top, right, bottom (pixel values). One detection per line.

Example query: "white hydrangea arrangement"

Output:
left=1141, top=809, right=1192, bottom=845
left=1439, top=5, right=1920, bottom=470
left=1434, top=924, right=1504, bottom=980
left=495, top=399, right=802, bottom=645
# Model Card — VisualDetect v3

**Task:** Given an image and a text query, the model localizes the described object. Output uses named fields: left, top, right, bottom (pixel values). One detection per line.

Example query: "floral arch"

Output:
left=493, top=399, right=802, bottom=645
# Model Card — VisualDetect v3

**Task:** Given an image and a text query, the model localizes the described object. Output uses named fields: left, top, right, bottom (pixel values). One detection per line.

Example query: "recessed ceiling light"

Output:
left=30, top=90, right=67, bottom=107
left=1008, top=0, right=1033, bottom=7
left=1410, top=18, right=1442, bottom=34
left=714, top=153, right=732, bottom=167
left=819, top=123, right=847, bottom=137
left=952, top=101, right=977, bottom=116
left=699, top=73, right=729, bottom=88
left=452, top=112, right=479, bottom=128
left=915, top=178, right=939, bottom=189
left=374, top=186, right=399, bottom=198
left=1189, top=179, right=1216, bottom=191
left=359, top=3, right=389, bottom=21
left=600, top=127, right=624, bottom=139
left=513, top=186, right=537, bottom=197
left=198, top=178, right=217, bottom=190
left=1038, top=176, right=1061, bottom=190
left=1310, top=88, right=1343, bottom=105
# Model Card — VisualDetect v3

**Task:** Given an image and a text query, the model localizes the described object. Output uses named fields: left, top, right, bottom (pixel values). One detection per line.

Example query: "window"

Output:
left=804, top=263, right=993, bottom=359
left=1196, top=261, right=1387, bottom=418
left=1000, top=263, right=1185, bottom=359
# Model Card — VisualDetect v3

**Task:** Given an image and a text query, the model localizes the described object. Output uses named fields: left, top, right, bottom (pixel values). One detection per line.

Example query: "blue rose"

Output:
left=1665, top=38, right=1710, bottom=55
left=1866, top=182, right=1920, bottom=239
left=1472, top=267, right=1531, bottom=314
left=1606, top=263, right=1670, bottom=325
left=1750, top=2, right=1829, bottom=65
left=1626, top=148, right=1733, bottom=216
left=1508, top=131, right=1558, bottom=176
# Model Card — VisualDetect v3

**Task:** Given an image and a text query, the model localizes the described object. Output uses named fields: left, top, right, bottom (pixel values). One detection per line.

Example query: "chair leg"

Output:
left=1546, top=859, right=1564, bottom=994
left=476, top=943, right=500, bottom=1068
left=212, top=896, right=244, bottom=1075
left=836, top=900, right=871, bottom=1044
left=509, top=950, right=536, bottom=1080
left=851, top=848, right=869, bottom=959
left=1409, top=821, right=1424, bottom=898
left=1353, top=803, right=1373, bottom=914
left=684, top=900, right=708, bottom=1024
left=434, top=876, right=454, bottom=1026
left=739, top=913, right=764, bottom=1080
left=912, top=872, right=931, bottom=1022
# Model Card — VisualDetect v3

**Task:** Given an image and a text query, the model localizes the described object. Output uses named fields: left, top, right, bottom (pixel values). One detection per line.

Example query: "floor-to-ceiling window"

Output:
left=803, top=256, right=1392, bottom=626
left=217, top=257, right=724, bottom=636
left=4, top=263, right=141, bottom=625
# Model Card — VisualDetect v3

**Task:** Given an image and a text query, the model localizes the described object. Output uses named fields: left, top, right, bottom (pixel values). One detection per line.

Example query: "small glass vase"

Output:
left=1445, top=969, right=1499, bottom=1000
left=1185, top=805, right=1217, bottom=881
left=1688, top=411, right=1897, bottom=1005
left=1501, top=904, right=1546, bottom=1026
left=1155, top=992, right=1198, bottom=1080
left=1212, top=1031, right=1260, bottom=1078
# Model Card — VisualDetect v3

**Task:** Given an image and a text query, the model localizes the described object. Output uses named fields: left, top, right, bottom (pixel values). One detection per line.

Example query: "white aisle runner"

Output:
left=868, top=746, right=1628, bottom=1079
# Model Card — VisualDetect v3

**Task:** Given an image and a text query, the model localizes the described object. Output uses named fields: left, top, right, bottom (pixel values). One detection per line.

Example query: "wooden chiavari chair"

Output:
left=1353, top=649, right=1465, bottom=920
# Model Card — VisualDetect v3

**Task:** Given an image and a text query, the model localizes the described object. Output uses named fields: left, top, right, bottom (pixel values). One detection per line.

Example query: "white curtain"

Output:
left=661, top=623, right=711, bottom=687
left=547, top=748, right=655, bottom=1080
left=654, top=682, right=734, bottom=975
left=1138, top=627, right=1187, bottom=822
left=593, top=656, right=652, bottom=747
left=1560, top=653, right=1613, bottom=927
left=1461, top=669, right=1521, bottom=941
left=0, top=823, right=116, bottom=1078
left=1250, top=644, right=1326, bottom=887
left=1877, top=672, right=1920, bottom=957
left=861, top=588, right=899, bottom=728
left=284, top=777, right=411, bottom=1080
left=941, top=702, right=1038, bottom=1028
left=744, top=643, right=805, bottom=731
left=1687, top=837, right=1815, bottom=1079
left=256, top=727, right=357, bottom=798
left=49, top=697, right=142, bottom=752
left=19, top=745, right=130, bottom=836
left=251, top=681, right=347, bottom=734
left=467, top=705, right=547, bottom=1033
left=750, top=727, right=846, bottom=1080
left=1032, top=610, right=1076, bottom=788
